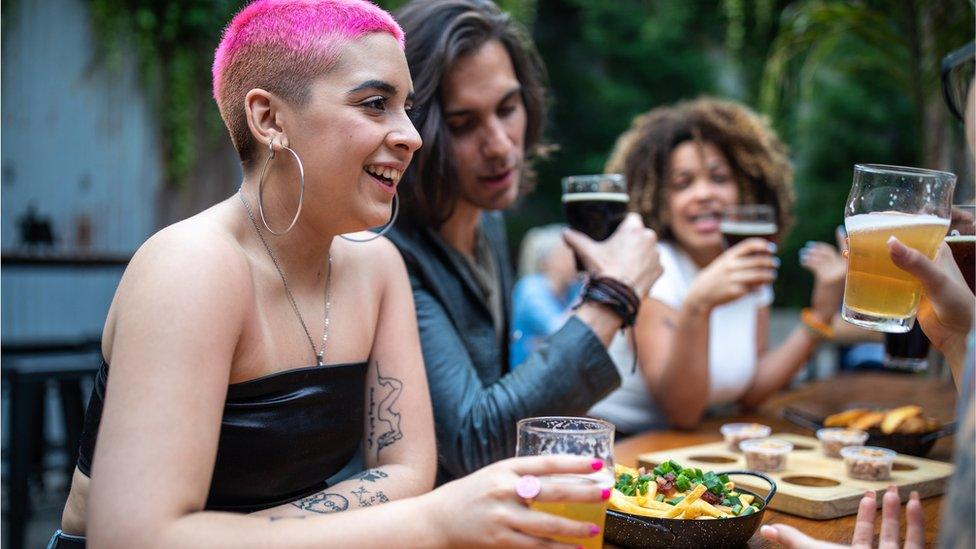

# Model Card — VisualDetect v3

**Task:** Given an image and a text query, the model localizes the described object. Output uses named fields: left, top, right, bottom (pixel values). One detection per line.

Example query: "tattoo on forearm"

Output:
left=351, top=468, right=390, bottom=483
left=367, top=361, right=404, bottom=458
left=662, top=317, right=676, bottom=330
left=351, top=485, right=390, bottom=507
left=289, top=492, right=349, bottom=514
left=269, top=516, right=306, bottom=521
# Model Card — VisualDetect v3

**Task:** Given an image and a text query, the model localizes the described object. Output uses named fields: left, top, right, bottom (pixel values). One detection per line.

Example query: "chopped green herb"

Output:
left=675, top=474, right=692, bottom=492
left=655, top=493, right=666, bottom=502
left=731, top=503, right=742, bottom=515
left=666, top=496, right=685, bottom=506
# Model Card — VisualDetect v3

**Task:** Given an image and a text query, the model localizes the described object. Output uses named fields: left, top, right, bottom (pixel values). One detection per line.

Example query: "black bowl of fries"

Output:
left=605, top=462, right=776, bottom=549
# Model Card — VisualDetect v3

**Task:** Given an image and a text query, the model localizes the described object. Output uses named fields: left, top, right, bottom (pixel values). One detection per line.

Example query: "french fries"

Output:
left=823, top=405, right=940, bottom=435
left=609, top=459, right=762, bottom=519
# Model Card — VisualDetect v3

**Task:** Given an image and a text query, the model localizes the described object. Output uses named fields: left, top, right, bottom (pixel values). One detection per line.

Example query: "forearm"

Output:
left=574, top=302, right=625, bottom=346
left=740, top=326, right=819, bottom=409
left=93, top=494, right=437, bottom=549
left=251, top=464, right=428, bottom=519
left=651, top=302, right=711, bottom=429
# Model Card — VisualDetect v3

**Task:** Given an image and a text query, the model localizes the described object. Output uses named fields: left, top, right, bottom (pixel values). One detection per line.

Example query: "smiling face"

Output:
left=664, top=140, right=740, bottom=259
left=441, top=39, right=526, bottom=214
left=280, top=32, right=421, bottom=232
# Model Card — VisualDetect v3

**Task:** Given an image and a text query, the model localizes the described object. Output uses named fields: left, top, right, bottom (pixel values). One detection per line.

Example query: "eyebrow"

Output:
left=443, top=86, right=521, bottom=118
left=348, top=79, right=398, bottom=96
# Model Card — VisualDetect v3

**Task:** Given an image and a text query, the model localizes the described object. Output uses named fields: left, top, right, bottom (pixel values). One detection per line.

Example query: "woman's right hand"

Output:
left=423, top=455, right=609, bottom=548
left=686, top=238, right=778, bottom=310
left=563, top=213, right=662, bottom=297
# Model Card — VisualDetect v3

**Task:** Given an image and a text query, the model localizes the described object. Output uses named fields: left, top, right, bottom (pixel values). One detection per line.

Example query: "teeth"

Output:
left=365, top=165, right=401, bottom=183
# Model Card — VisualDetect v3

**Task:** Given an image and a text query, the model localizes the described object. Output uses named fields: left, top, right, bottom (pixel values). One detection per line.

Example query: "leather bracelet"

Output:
left=800, top=308, right=834, bottom=340
left=574, top=275, right=641, bottom=327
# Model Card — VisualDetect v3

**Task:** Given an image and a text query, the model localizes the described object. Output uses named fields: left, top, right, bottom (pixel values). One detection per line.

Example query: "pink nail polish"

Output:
left=601, top=488, right=611, bottom=500
left=589, top=525, right=600, bottom=537
left=590, top=459, right=603, bottom=471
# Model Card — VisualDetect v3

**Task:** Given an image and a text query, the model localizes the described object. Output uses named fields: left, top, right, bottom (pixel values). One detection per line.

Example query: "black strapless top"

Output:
left=77, top=360, right=367, bottom=512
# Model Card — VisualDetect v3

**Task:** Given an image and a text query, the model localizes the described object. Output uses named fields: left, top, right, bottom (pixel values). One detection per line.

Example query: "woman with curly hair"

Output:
left=588, top=98, right=847, bottom=432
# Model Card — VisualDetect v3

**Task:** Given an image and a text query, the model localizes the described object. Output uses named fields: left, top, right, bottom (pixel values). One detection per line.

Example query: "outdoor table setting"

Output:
left=608, top=372, right=958, bottom=547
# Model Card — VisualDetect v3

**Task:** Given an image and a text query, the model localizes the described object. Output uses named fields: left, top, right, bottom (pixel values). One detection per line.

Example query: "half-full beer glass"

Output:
left=947, top=204, right=975, bottom=293
left=842, top=164, right=956, bottom=332
left=562, top=174, right=628, bottom=271
left=516, top=417, right=614, bottom=549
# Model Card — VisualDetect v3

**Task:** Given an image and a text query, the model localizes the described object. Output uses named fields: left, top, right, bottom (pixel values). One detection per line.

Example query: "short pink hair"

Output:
left=213, top=0, right=404, bottom=162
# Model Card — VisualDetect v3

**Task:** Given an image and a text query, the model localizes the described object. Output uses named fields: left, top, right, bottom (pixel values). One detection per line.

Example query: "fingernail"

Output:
left=887, top=236, right=907, bottom=257
left=910, top=490, right=919, bottom=500
left=767, top=242, right=778, bottom=253
left=591, top=459, right=604, bottom=471
left=589, top=524, right=601, bottom=537
left=601, top=488, right=611, bottom=500
left=760, top=525, right=777, bottom=539
left=772, top=257, right=781, bottom=268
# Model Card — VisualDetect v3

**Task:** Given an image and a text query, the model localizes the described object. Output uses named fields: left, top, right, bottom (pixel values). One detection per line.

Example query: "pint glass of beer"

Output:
left=842, top=164, right=956, bottom=332
left=947, top=204, right=975, bottom=293
left=562, top=174, right=628, bottom=271
left=516, top=417, right=614, bottom=549
left=720, top=204, right=778, bottom=247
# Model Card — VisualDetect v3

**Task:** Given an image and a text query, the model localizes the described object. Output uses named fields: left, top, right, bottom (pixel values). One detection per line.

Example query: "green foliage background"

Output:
left=85, top=0, right=973, bottom=306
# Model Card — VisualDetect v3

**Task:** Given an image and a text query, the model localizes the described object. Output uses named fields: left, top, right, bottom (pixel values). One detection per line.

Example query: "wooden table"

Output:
left=611, top=373, right=957, bottom=547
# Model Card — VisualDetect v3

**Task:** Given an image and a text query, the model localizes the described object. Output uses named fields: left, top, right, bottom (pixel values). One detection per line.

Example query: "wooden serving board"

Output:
left=636, top=433, right=953, bottom=520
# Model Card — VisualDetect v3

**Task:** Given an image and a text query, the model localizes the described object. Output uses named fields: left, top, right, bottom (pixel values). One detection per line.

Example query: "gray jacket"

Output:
left=388, top=212, right=621, bottom=483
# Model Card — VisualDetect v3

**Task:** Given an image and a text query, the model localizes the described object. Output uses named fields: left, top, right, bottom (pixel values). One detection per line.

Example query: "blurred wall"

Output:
left=2, top=0, right=162, bottom=341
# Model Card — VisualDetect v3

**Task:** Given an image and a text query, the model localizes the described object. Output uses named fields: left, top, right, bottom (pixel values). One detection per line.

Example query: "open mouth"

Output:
left=478, top=168, right=513, bottom=187
left=364, top=165, right=401, bottom=189
left=689, top=212, right=722, bottom=230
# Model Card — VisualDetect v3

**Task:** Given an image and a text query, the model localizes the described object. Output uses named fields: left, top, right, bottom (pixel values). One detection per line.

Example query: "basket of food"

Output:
left=782, top=405, right=954, bottom=457
left=605, top=460, right=776, bottom=549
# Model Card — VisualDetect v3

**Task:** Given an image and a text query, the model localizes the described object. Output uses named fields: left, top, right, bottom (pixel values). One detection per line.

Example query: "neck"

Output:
left=237, top=178, right=335, bottom=288
left=438, top=200, right=482, bottom=257
left=682, top=242, right=723, bottom=269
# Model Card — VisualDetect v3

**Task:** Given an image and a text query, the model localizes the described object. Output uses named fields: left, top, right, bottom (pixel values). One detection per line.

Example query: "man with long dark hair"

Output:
left=388, top=0, right=662, bottom=482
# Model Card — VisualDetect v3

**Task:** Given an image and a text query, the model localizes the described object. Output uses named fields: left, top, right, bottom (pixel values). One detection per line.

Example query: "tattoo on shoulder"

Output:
left=351, top=468, right=390, bottom=483
left=289, top=492, right=349, bottom=514
left=366, top=361, right=404, bottom=458
left=351, top=485, right=390, bottom=508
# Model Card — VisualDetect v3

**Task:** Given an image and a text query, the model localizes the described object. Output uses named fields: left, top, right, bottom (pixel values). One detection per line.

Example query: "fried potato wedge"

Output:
left=824, top=408, right=871, bottom=427
left=849, top=411, right=885, bottom=431
left=881, top=405, right=922, bottom=434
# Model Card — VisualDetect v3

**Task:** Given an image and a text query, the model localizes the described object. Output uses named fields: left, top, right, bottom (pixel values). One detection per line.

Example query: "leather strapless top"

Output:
left=77, top=360, right=367, bottom=512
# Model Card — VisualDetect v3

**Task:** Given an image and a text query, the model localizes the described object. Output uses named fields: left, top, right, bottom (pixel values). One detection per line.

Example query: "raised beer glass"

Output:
left=562, top=174, right=628, bottom=271
left=947, top=204, right=975, bottom=293
left=841, top=164, right=956, bottom=332
left=720, top=204, right=778, bottom=247
left=516, top=417, right=614, bottom=549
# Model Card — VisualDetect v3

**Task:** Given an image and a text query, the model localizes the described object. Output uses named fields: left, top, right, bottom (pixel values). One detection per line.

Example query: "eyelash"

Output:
left=362, top=97, right=388, bottom=112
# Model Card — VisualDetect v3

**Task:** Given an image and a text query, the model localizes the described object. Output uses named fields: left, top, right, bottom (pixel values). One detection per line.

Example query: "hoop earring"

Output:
left=340, top=192, right=399, bottom=243
left=258, top=136, right=305, bottom=236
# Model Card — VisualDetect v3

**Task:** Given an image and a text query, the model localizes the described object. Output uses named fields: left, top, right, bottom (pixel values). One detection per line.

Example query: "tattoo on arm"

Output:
left=367, top=361, right=404, bottom=458
left=351, top=485, right=390, bottom=507
left=289, top=492, right=350, bottom=514
left=662, top=317, right=676, bottom=330
left=350, top=468, right=390, bottom=482
left=269, top=515, right=306, bottom=521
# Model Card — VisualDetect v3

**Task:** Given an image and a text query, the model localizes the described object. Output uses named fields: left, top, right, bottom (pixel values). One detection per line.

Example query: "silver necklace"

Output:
left=238, top=190, right=332, bottom=367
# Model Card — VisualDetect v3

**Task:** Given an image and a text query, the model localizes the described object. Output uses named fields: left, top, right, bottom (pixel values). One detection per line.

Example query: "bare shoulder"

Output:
left=105, top=216, right=253, bottom=348
left=334, top=235, right=408, bottom=288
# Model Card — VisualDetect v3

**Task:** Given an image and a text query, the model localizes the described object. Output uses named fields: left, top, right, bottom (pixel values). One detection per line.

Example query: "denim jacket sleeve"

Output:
left=412, top=276, right=621, bottom=479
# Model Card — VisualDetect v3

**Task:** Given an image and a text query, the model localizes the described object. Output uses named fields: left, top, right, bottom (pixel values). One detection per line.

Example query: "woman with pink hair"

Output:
left=51, top=1, right=606, bottom=547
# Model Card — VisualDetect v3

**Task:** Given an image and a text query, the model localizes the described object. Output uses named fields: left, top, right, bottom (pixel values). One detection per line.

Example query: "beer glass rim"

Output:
left=561, top=174, right=625, bottom=184
left=517, top=416, right=615, bottom=435
left=855, top=163, right=956, bottom=181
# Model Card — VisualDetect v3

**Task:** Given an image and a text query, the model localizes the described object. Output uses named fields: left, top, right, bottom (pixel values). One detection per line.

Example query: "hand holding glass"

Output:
left=562, top=174, right=628, bottom=271
left=516, top=417, right=614, bottom=549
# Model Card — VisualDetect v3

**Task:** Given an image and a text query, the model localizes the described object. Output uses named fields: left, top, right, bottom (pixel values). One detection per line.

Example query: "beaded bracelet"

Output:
left=800, top=308, right=834, bottom=340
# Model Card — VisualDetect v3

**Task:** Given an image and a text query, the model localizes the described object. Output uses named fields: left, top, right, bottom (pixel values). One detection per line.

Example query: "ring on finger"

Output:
left=515, top=474, right=542, bottom=505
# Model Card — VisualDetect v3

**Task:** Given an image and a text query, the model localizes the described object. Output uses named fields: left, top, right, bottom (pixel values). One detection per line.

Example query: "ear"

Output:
left=244, top=88, right=291, bottom=151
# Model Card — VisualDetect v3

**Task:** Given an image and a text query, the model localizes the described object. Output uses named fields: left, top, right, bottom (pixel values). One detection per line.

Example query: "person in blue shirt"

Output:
left=511, top=224, right=582, bottom=367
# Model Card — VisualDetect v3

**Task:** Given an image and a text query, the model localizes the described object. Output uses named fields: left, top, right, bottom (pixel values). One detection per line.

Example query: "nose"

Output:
left=690, top=176, right=719, bottom=201
left=480, top=117, right=514, bottom=159
left=390, top=111, right=422, bottom=153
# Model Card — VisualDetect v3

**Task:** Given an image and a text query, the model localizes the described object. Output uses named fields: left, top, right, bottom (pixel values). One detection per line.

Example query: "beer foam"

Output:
left=561, top=192, right=629, bottom=203
left=845, top=212, right=949, bottom=233
left=719, top=221, right=777, bottom=235
left=945, top=234, right=976, bottom=242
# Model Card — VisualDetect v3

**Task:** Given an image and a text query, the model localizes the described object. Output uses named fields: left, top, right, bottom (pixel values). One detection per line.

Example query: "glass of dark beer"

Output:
left=883, top=322, right=930, bottom=372
left=561, top=174, right=628, bottom=271
left=947, top=204, right=975, bottom=293
left=720, top=204, right=778, bottom=248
